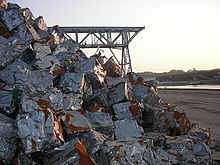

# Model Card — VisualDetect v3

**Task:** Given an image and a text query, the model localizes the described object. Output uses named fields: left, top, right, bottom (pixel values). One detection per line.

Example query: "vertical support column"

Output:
left=121, top=31, right=132, bottom=75
left=75, top=32, right=78, bottom=44
left=121, top=48, right=125, bottom=75
left=126, top=46, right=132, bottom=72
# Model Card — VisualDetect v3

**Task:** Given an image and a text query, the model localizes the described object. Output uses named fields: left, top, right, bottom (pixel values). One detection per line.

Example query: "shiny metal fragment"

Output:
left=0, top=37, right=28, bottom=69
left=59, top=73, right=85, bottom=94
left=103, top=57, right=122, bottom=77
left=86, top=111, right=113, bottom=128
left=45, top=88, right=83, bottom=111
left=114, top=119, right=141, bottom=139
left=0, top=7, right=24, bottom=31
left=75, top=56, right=106, bottom=84
left=17, top=110, right=64, bottom=154
left=22, top=8, right=35, bottom=24
left=62, top=110, right=91, bottom=134
left=0, top=114, right=18, bottom=163
left=105, top=76, right=125, bottom=88
left=33, top=42, right=51, bottom=60
left=14, top=23, right=40, bottom=42
left=48, top=25, right=65, bottom=45
left=113, top=102, right=134, bottom=120
left=0, top=59, right=31, bottom=88
left=108, top=82, right=127, bottom=105
left=43, top=138, right=80, bottom=165
left=0, top=84, right=15, bottom=115
left=22, top=70, right=54, bottom=95
left=53, top=40, right=78, bottom=55
left=33, top=16, right=48, bottom=31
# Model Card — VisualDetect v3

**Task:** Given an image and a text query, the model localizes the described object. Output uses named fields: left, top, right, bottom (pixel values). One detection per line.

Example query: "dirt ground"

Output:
left=158, top=89, right=220, bottom=162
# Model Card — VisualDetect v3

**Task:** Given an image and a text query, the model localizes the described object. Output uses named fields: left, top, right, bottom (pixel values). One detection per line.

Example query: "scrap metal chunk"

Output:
left=114, top=119, right=141, bottom=139
left=0, top=113, right=18, bottom=164
left=59, top=73, right=85, bottom=94
left=75, top=56, right=106, bottom=85
left=62, top=111, right=91, bottom=135
left=0, top=37, right=28, bottom=69
left=108, top=82, right=127, bottom=105
left=0, top=7, right=24, bottom=31
left=103, top=57, right=122, bottom=77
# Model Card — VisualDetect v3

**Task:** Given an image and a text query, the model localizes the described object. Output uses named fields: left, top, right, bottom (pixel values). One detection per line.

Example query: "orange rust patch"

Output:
left=52, top=67, right=65, bottom=75
left=0, top=83, right=7, bottom=90
left=31, top=139, right=37, bottom=150
left=129, top=105, right=139, bottom=117
left=101, top=108, right=111, bottom=113
left=0, top=22, right=12, bottom=38
left=129, top=100, right=139, bottom=104
left=173, top=111, right=181, bottom=119
left=75, top=141, right=97, bottom=165
left=76, top=109, right=86, bottom=115
left=90, top=103, right=102, bottom=112
left=47, top=38, right=55, bottom=46
left=65, top=113, right=74, bottom=122
left=127, top=73, right=136, bottom=85
left=37, top=99, right=55, bottom=112
left=66, top=124, right=89, bottom=132
left=161, top=159, right=170, bottom=162
left=173, top=112, right=190, bottom=135
left=113, top=145, right=123, bottom=149
left=136, top=77, right=144, bottom=84
left=47, top=53, right=53, bottom=56
left=167, top=151, right=185, bottom=161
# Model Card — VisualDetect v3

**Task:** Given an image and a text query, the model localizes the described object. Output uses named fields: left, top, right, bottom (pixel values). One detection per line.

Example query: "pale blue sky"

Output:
left=8, top=0, right=220, bottom=72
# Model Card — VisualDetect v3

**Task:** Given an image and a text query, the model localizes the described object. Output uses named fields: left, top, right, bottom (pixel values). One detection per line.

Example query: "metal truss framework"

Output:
left=60, top=26, right=145, bottom=74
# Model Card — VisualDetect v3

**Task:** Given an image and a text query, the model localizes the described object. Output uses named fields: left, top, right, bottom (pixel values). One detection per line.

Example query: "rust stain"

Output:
left=75, top=141, right=97, bottom=165
left=65, top=113, right=74, bottom=122
left=161, top=158, right=170, bottom=162
left=173, top=111, right=181, bottom=119
left=0, top=22, right=12, bottom=38
left=90, top=103, right=102, bottom=112
left=101, top=108, right=110, bottom=113
left=127, top=73, right=136, bottom=85
left=67, top=124, right=89, bottom=132
left=47, top=38, right=55, bottom=46
left=37, top=99, right=55, bottom=112
left=0, top=83, right=7, bottom=90
left=113, top=145, right=123, bottom=149
left=29, top=98, right=55, bottom=121
left=129, top=105, right=139, bottom=117
left=52, top=67, right=66, bottom=75
left=47, top=53, right=53, bottom=56
left=173, top=112, right=190, bottom=135
left=31, top=139, right=37, bottom=150
left=76, top=109, right=86, bottom=115
left=167, top=151, right=185, bottom=161
left=136, top=77, right=144, bottom=84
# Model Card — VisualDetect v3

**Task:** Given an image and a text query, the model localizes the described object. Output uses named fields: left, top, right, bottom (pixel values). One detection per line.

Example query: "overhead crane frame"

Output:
left=60, top=26, right=145, bottom=74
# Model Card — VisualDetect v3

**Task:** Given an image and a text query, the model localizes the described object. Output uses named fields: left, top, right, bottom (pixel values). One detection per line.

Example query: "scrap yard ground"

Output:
left=159, top=89, right=220, bottom=161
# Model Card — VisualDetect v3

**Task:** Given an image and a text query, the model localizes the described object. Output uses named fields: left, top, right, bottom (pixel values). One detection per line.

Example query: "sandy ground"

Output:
left=158, top=89, right=220, bottom=162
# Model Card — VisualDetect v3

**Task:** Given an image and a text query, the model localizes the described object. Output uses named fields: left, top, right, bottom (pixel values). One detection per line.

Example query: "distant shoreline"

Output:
left=158, top=88, right=220, bottom=91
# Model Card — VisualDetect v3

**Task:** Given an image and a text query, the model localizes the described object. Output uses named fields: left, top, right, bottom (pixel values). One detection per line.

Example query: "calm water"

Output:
left=158, top=84, right=220, bottom=90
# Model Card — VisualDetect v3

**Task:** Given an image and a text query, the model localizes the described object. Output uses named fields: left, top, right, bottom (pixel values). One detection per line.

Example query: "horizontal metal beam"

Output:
left=60, top=26, right=145, bottom=33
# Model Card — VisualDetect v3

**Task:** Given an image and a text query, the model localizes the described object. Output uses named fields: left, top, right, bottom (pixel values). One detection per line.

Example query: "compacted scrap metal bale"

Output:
left=0, top=1, right=213, bottom=164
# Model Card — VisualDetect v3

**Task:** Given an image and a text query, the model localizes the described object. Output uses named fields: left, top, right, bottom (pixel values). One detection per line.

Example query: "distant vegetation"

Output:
left=138, top=69, right=220, bottom=83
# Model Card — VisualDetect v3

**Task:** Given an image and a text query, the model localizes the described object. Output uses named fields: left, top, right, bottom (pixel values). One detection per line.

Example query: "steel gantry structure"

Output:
left=60, top=26, right=145, bottom=74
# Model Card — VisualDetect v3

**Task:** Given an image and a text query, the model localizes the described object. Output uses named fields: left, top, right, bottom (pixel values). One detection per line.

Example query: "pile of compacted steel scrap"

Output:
left=0, top=1, right=213, bottom=164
